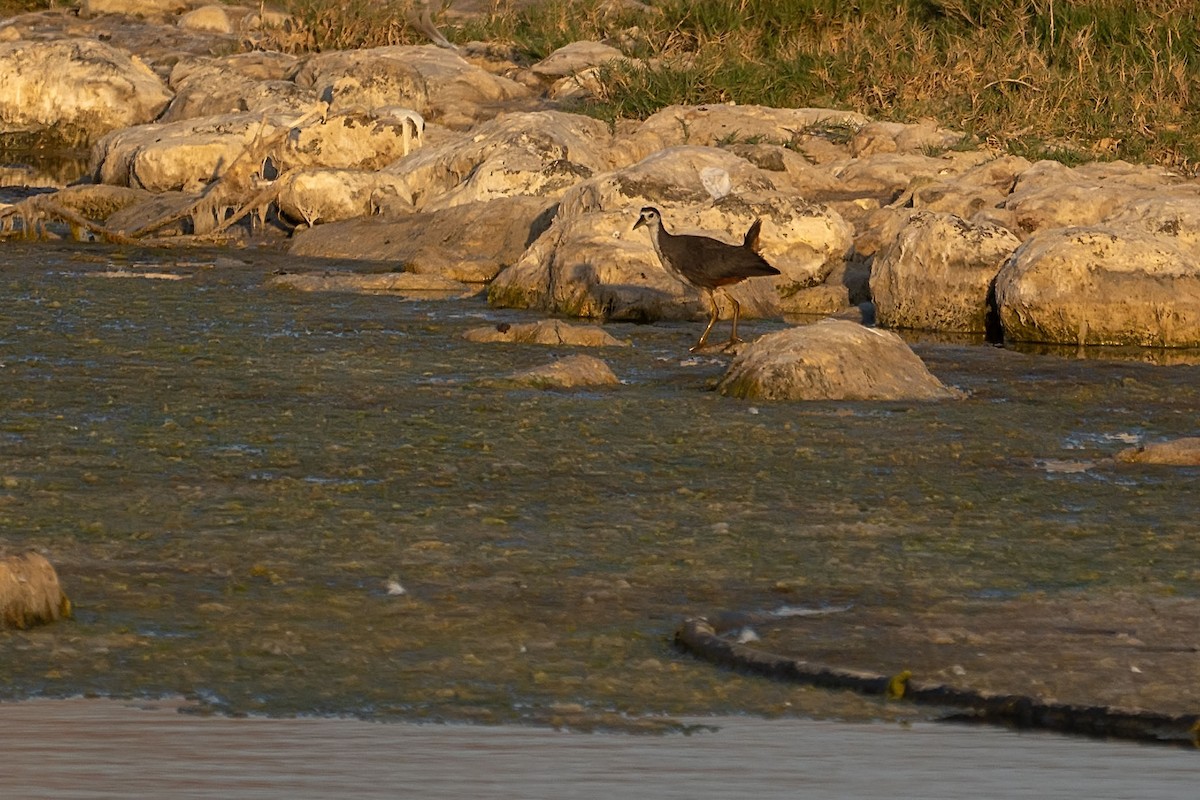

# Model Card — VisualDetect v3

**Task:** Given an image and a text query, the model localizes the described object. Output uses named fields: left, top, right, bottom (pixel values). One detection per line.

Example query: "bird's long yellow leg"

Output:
left=691, top=290, right=720, bottom=352
left=725, top=293, right=743, bottom=348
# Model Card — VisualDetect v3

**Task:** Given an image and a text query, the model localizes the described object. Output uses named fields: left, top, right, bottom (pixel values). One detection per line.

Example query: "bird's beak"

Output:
left=632, top=217, right=645, bottom=230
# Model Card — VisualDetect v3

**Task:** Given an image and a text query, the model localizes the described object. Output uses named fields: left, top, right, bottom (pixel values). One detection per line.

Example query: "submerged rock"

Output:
left=264, top=270, right=480, bottom=298
left=499, top=354, right=621, bottom=389
left=463, top=319, right=630, bottom=347
left=716, top=319, right=961, bottom=401
left=1114, top=437, right=1200, bottom=466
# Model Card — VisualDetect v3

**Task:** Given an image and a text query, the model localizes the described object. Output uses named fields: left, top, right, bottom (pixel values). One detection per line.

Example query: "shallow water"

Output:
left=1, top=241, right=1198, bottom=728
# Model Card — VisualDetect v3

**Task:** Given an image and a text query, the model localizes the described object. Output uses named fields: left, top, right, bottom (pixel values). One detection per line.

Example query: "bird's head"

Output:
left=632, top=207, right=661, bottom=231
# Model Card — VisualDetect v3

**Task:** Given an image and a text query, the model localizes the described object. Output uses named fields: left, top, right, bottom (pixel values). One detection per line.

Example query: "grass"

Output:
left=2, top=1, right=1197, bottom=171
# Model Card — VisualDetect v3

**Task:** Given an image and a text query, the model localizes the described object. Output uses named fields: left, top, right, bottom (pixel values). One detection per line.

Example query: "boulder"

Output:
left=829, top=151, right=992, bottom=198
left=161, top=54, right=314, bottom=122
left=499, top=354, right=620, bottom=389
left=276, top=169, right=414, bottom=226
left=462, top=319, right=630, bottom=347
left=537, top=146, right=854, bottom=315
left=870, top=212, right=1021, bottom=333
left=1, top=552, right=71, bottom=630
left=178, top=5, right=244, bottom=34
left=289, top=196, right=557, bottom=282
left=994, top=227, right=1200, bottom=346
left=91, top=108, right=421, bottom=193
left=386, top=110, right=620, bottom=211
left=292, top=45, right=532, bottom=130
left=1114, top=437, right=1200, bottom=466
left=716, top=319, right=961, bottom=401
left=81, top=0, right=187, bottom=16
left=0, top=39, right=173, bottom=146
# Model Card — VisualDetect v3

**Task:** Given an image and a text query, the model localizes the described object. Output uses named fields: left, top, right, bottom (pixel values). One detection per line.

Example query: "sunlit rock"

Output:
left=910, top=154, right=1031, bottom=221
left=178, top=4, right=244, bottom=34
left=386, top=110, right=621, bottom=211
left=276, top=169, right=414, bottom=226
left=264, top=270, right=480, bottom=298
left=463, top=319, right=630, bottom=347
left=716, top=319, right=961, bottom=401
left=624, top=104, right=868, bottom=163
left=162, top=53, right=314, bottom=122
left=994, top=226, right=1200, bottom=347
left=289, top=196, right=556, bottom=283
left=292, top=45, right=532, bottom=130
left=871, top=211, right=1020, bottom=333
left=492, top=146, right=854, bottom=319
left=531, top=40, right=628, bottom=79
left=0, top=39, right=173, bottom=146
left=81, top=0, right=186, bottom=17
left=849, top=120, right=963, bottom=157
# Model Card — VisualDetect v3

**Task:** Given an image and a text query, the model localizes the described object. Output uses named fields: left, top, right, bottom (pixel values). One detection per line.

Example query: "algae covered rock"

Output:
left=716, top=319, right=960, bottom=401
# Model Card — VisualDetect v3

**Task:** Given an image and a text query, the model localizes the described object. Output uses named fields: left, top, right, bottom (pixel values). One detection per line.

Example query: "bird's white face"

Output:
left=632, top=208, right=661, bottom=231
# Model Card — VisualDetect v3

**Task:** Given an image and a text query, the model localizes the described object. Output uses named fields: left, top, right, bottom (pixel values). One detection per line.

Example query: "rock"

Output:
left=994, top=227, right=1200, bottom=346
left=716, top=319, right=961, bottom=401
left=911, top=155, right=1030, bottom=220
left=830, top=151, right=992, bottom=198
left=292, top=45, right=532, bottom=130
left=0, top=39, right=173, bottom=146
left=178, top=5, right=243, bottom=34
left=91, top=112, right=291, bottom=192
left=849, top=120, right=964, bottom=157
left=997, top=159, right=1199, bottom=237
left=626, top=104, right=868, bottom=162
left=265, top=270, right=480, bottom=298
left=516, top=145, right=854, bottom=317
left=871, top=212, right=1021, bottom=333
left=463, top=319, right=630, bottom=347
left=276, top=169, right=414, bottom=226
left=500, top=354, right=620, bottom=389
left=531, top=41, right=628, bottom=78
left=81, top=0, right=187, bottom=17
left=289, top=196, right=557, bottom=282
left=1114, top=437, right=1200, bottom=466
left=386, top=110, right=620, bottom=211
left=1, top=551, right=71, bottom=630
left=161, top=54, right=314, bottom=122
left=92, top=108, right=420, bottom=193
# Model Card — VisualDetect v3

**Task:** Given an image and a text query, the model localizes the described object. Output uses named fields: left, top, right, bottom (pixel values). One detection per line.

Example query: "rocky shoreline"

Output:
left=3, top=3, right=1200, bottom=394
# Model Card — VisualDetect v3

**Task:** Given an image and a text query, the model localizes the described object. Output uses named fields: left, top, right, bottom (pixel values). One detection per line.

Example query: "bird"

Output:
left=633, top=206, right=780, bottom=351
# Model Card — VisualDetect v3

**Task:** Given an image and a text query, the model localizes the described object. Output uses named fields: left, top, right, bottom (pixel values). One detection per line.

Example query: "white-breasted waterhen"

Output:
left=633, top=206, right=781, bottom=351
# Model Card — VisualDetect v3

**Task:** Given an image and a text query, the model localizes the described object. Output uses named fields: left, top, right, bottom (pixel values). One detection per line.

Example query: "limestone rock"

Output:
left=626, top=104, right=868, bottom=163
left=716, top=319, right=961, bottom=401
left=830, top=151, right=992, bottom=198
left=162, top=54, right=314, bottom=122
left=850, top=120, right=964, bottom=157
left=531, top=41, right=627, bottom=78
left=500, top=354, right=620, bottom=389
left=81, top=0, right=187, bottom=17
left=463, top=319, right=630, bottom=347
left=387, top=110, right=619, bottom=211
left=1114, top=437, right=1200, bottom=466
left=0, top=39, right=173, bottom=146
left=911, top=155, right=1030, bottom=220
left=994, top=226, right=1200, bottom=347
left=292, top=45, right=531, bottom=130
left=276, top=169, right=414, bottom=226
left=178, top=5, right=245, bottom=34
left=289, top=196, right=557, bottom=283
left=871, top=212, right=1021, bottom=333
left=265, top=270, right=479, bottom=298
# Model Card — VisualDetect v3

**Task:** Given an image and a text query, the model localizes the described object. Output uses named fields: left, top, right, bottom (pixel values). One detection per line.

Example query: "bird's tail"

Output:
left=743, top=218, right=763, bottom=252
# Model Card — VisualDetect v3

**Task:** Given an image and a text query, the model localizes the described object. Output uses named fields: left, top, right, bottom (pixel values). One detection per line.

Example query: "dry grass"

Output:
left=0, top=551, right=71, bottom=630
